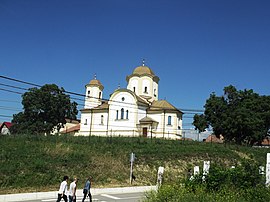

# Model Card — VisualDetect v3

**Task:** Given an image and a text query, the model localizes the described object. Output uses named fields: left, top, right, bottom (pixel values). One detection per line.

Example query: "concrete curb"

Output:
left=0, top=186, right=157, bottom=202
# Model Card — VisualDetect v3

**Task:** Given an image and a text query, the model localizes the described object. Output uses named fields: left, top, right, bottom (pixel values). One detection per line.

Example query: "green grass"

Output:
left=145, top=185, right=270, bottom=202
left=0, top=134, right=269, bottom=194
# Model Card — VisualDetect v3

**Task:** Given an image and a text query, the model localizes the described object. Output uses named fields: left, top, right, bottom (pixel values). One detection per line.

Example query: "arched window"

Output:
left=116, top=110, right=119, bottom=120
left=154, top=89, right=156, bottom=97
left=133, top=87, right=136, bottom=92
left=144, top=87, right=148, bottom=93
left=126, top=110, right=129, bottom=119
left=101, top=115, right=104, bottom=124
left=99, top=92, right=101, bottom=99
left=168, top=116, right=172, bottom=125
left=87, top=90, right=90, bottom=95
left=121, top=108, right=124, bottom=119
left=84, top=119, right=87, bottom=125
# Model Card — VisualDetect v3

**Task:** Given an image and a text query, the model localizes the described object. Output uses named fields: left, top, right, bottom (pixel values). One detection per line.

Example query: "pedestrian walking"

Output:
left=69, top=177, right=78, bottom=202
left=56, top=176, right=69, bottom=202
left=82, top=176, right=92, bottom=202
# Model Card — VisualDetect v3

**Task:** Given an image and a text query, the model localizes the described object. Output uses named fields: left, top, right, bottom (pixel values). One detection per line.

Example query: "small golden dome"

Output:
left=86, top=75, right=104, bottom=90
left=89, top=79, right=102, bottom=86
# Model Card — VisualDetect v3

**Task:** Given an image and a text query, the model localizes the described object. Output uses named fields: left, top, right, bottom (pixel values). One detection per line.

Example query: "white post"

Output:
left=203, top=161, right=210, bottom=175
left=194, top=166, right=200, bottom=175
left=157, top=166, right=164, bottom=188
left=202, top=161, right=210, bottom=182
left=130, top=153, right=135, bottom=184
left=266, top=153, right=270, bottom=186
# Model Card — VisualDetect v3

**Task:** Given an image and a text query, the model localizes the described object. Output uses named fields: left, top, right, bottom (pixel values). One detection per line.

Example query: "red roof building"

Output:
left=0, top=122, right=12, bottom=135
left=204, top=134, right=224, bottom=143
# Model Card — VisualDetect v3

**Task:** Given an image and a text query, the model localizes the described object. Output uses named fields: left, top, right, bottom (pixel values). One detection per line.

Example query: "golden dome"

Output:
left=86, top=76, right=104, bottom=90
left=89, top=79, right=102, bottom=86
left=133, top=65, right=155, bottom=76
left=126, top=64, right=159, bottom=83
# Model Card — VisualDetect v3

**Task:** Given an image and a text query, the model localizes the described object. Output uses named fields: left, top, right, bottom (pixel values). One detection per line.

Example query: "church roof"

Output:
left=80, top=101, right=109, bottom=112
left=93, top=101, right=109, bottom=110
left=139, top=116, right=158, bottom=123
left=149, top=100, right=183, bottom=113
left=135, top=94, right=149, bottom=105
left=112, top=88, right=149, bottom=106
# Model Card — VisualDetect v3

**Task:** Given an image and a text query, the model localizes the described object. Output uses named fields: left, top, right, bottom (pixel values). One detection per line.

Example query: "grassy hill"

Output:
left=0, top=135, right=269, bottom=194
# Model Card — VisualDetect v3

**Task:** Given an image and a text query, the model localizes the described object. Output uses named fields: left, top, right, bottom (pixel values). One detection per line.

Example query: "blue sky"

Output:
left=1, top=0, right=270, bottom=130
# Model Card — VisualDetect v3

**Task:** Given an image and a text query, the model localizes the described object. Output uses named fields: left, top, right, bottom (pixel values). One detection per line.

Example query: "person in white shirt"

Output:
left=56, top=176, right=69, bottom=202
left=69, top=178, right=78, bottom=202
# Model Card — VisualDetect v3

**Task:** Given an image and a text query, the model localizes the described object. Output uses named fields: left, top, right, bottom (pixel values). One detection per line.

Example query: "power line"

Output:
left=0, top=75, right=41, bottom=87
left=179, top=108, right=204, bottom=112
left=0, top=114, right=13, bottom=118
left=0, top=87, right=199, bottom=122
left=0, top=83, right=29, bottom=91
left=0, top=99, right=21, bottom=103
left=0, top=106, right=22, bottom=111
left=0, top=75, right=203, bottom=125
left=0, top=88, right=23, bottom=95
left=0, top=86, right=202, bottom=117
left=0, top=75, right=204, bottom=113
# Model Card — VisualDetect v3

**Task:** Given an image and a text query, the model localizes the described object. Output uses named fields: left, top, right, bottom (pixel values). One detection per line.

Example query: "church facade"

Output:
left=78, top=63, right=183, bottom=139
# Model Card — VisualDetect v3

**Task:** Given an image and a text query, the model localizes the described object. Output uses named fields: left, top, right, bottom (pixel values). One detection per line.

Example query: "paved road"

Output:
left=21, top=191, right=146, bottom=202
left=0, top=186, right=156, bottom=202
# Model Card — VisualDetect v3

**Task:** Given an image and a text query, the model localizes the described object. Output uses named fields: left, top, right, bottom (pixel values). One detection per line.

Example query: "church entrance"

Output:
left=143, top=127, right=147, bottom=137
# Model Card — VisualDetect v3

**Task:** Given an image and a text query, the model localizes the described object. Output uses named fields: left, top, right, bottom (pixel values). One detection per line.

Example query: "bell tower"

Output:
left=84, top=74, right=104, bottom=109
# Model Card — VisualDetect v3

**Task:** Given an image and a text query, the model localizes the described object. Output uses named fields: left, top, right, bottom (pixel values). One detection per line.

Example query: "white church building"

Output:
left=78, top=63, right=183, bottom=139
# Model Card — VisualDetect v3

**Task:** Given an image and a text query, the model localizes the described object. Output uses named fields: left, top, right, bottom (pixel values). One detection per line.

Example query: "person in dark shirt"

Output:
left=82, top=176, right=92, bottom=202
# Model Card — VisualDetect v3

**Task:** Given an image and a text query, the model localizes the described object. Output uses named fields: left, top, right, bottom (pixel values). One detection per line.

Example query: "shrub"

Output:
left=145, top=159, right=269, bottom=202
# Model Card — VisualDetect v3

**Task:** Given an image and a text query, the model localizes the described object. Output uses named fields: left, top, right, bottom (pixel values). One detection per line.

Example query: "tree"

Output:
left=193, top=114, right=208, bottom=133
left=11, top=84, right=78, bottom=135
left=194, top=85, right=270, bottom=145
